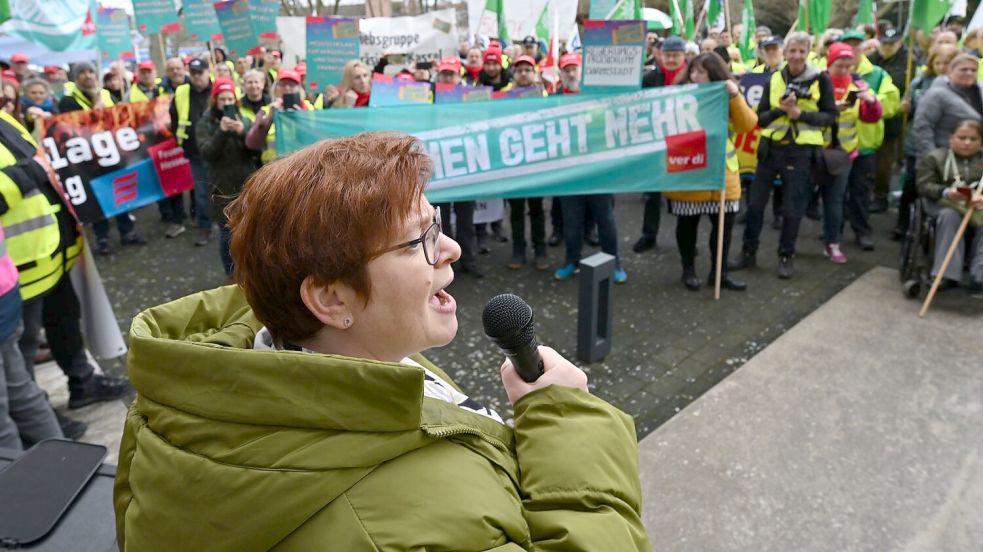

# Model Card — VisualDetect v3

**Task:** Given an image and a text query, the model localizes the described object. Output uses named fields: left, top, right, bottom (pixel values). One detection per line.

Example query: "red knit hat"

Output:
left=827, top=43, right=855, bottom=65
left=211, top=78, right=236, bottom=98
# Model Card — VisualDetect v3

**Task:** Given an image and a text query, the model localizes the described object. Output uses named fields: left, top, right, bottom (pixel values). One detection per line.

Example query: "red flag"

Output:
left=81, top=7, right=96, bottom=36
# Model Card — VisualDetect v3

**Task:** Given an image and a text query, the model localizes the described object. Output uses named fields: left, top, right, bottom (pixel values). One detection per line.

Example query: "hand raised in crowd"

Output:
left=344, top=89, right=359, bottom=108
left=724, top=80, right=740, bottom=97
left=860, top=89, right=876, bottom=104
left=900, top=97, right=911, bottom=114
left=270, top=98, right=284, bottom=111
left=26, top=106, right=51, bottom=120
left=220, top=116, right=244, bottom=134
left=323, top=84, right=340, bottom=104
left=500, top=346, right=589, bottom=406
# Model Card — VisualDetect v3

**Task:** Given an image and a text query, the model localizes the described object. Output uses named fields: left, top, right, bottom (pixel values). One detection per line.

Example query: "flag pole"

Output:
left=901, top=26, right=916, bottom=140
left=724, top=0, right=733, bottom=32
left=156, top=32, right=167, bottom=69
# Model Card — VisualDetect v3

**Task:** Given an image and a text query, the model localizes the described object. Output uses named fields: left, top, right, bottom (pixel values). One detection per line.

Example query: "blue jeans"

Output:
left=559, top=194, right=618, bottom=266
left=821, top=161, right=851, bottom=245
left=219, top=224, right=233, bottom=275
left=190, top=156, right=211, bottom=230
left=93, top=213, right=135, bottom=242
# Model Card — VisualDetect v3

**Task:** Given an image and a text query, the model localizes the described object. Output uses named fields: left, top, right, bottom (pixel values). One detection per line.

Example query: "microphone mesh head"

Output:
left=482, top=293, right=534, bottom=345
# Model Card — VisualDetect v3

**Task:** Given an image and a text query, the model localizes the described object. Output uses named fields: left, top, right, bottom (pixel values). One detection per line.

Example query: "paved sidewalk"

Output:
left=639, top=267, right=983, bottom=551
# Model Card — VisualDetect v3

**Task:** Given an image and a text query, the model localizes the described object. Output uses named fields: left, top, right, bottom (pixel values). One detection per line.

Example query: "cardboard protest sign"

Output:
left=97, top=8, right=132, bottom=61
left=183, top=0, right=223, bottom=41
left=306, top=16, right=360, bottom=94
left=435, top=84, right=494, bottom=103
left=581, top=19, right=645, bottom=92
left=368, top=75, right=433, bottom=107
left=359, top=9, right=459, bottom=70
left=132, top=0, right=180, bottom=34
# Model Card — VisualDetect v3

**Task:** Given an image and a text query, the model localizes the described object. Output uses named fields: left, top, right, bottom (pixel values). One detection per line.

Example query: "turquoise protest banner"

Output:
left=214, top=0, right=260, bottom=57
left=276, top=83, right=728, bottom=202
left=250, top=0, right=279, bottom=39
left=132, top=0, right=178, bottom=34
left=581, top=20, right=646, bottom=92
left=182, top=0, right=223, bottom=41
left=97, top=7, right=131, bottom=61
left=306, top=16, right=360, bottom=95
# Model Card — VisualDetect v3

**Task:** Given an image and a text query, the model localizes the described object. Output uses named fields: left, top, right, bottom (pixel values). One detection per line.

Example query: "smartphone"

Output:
left=222, top=104, right=238, bottom=119
left=845, top=90, right=859, bottom=104
left=282, top=92, right=301, bottom=110
left=388, top=53, right=407, bottom=64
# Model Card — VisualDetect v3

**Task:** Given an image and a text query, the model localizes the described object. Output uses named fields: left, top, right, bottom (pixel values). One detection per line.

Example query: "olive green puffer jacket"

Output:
left=114, top=285, right=651, bottom=551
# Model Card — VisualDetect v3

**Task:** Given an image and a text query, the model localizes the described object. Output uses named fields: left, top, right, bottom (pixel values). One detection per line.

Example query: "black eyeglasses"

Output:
left=375, top=209, right=442, bottom=265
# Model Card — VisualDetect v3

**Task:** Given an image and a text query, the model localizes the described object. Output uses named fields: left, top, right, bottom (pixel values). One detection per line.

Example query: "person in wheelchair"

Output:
left=916, top=119, right=983, bottom=291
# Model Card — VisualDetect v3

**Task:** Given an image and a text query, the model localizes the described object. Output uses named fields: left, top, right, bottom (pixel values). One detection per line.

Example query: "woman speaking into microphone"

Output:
left=113, top=133, right=650, bottom=551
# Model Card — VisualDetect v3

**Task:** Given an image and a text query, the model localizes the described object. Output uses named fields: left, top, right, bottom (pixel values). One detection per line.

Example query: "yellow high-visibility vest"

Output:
left=759, top=70, right=825, bottom=147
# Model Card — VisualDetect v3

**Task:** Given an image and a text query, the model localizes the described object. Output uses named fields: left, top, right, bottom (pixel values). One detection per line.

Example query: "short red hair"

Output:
left=227, top=132, right=431, bottom=345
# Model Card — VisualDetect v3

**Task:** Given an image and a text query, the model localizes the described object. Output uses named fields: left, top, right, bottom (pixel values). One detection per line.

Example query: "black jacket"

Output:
left=478, top=68, right=513, bottom=91
left=169, top=82, right=212, bottom=157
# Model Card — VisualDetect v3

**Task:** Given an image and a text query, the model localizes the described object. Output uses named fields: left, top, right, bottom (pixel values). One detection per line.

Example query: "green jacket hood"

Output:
left=117, top=285, right=516, bottom=550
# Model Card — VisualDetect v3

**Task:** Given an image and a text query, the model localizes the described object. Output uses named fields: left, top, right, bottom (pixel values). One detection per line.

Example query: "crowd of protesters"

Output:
left=1, top=14, right=982, bottom=447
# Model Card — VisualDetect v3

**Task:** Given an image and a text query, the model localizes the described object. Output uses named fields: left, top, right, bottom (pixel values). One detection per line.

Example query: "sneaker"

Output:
left=164, top=223, right=186, bottom=238
left=195, top=228, right=211, bottom=247
left=824, top=243, right=847, bottom=264
left=857, top=234, right=875, bottom=251
left=554, top=263, right=579, bottom=280
left=777, top=255, right=794, bottom=279
left=95, top=238, right=112, bottom=256
left=68, top=373, right=131, bottom=409
left=614, top=266, right=628, bottom=284
left=728, top=250, right=756, bottom=271
left=547, top=231, right=563, bottom=247
left=54, top=410, right=88, bottom=440
left=632, top=235, right=656, bottom=253
left=507, top=253, right=526, bottom=269
left=121, top=232, right=147, bottom=246
left=534, top=253, right=550, bottom=271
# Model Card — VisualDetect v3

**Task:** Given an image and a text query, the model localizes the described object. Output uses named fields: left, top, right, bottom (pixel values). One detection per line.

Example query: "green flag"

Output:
left=856, top=0, right=874, bottom=25
left=910, top=0, right=953, bottom=30
left=535, top=1, right=548, bottom=39
left=493, top=0, right=509, bottom=42
left=0, top=0, right=10, bottom=25
left=670, top=0, right=694, bottom=39
left=739, top=0, right=756, bottom=60
left=810, top=0, right=830, bottom=34
left=707, top=0, right=721, bottom=30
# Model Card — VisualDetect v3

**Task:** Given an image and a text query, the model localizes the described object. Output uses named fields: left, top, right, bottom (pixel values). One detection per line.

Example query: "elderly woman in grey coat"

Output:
left=913, top=53, right=983, bottom=157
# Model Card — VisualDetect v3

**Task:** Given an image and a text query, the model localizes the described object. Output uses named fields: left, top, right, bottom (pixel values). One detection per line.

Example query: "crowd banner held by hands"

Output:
left=39, top=99, right=194, bottom=224
left=96, top=7, right=132, bottom=61
left=214, top=0, right=263, bottom=56
left=277, top=83, right=728, bottom=202
left=132, top=0, right=180, bottom=34
left=436, top=84, right=494, bottom=103
left=359, top=9, right=459, bottom=70
left=581, top=20, right=646, bottom=92
left=306, top=16, right=360, bottom=95
left=734, top=72, right=769, bottom=175
left=183, top=0, right=224, bottom=42
left=368, top=75, right=433, bottom=107
left=0, top=0, right=96, bottom=52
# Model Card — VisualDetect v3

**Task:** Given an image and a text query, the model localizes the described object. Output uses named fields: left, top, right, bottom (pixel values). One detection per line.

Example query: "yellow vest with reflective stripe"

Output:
left=823, top=82, right=861, bottom=154
left=726, top=134, right=739, bottom=172
left=174, top=83, right=192, bottom=145
left=69, top=86, right=114, bottom=110
left=760, top=71, right=825, bottom=146
left=259, top=100, right=314, bottom=163
left=0, top=112, right=79, bottom=301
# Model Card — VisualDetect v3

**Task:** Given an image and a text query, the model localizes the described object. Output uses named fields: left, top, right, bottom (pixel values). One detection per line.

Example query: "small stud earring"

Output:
left=343, top=318, right=352, bottom=328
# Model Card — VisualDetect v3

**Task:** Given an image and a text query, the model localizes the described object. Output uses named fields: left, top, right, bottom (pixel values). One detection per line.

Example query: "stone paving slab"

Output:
left=638, top=267, right=983, bottom=552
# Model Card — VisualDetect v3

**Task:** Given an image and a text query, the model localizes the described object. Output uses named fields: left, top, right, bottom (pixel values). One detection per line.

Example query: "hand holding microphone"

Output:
left=483, top=293, right=589, bottom=405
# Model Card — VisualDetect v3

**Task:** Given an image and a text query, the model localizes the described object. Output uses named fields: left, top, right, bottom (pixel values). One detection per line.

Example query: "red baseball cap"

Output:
left=827, top=42, right=855, bottom=65
left=438, top=56, right=461, bottom=73
left=211, top=78, right=236, bottom=98
left=277, top=69, right=302, bottom=84
left=43, top=65, right=61, bottom=74
left=137, top=60, right=155, bottom=70
left=559, top=52, right=582, bottom=69
left=483, top=50, right=502, bottom=64
left=513, top=55, right=537, bottom=68
left=10, top=53, right=28, bottom=64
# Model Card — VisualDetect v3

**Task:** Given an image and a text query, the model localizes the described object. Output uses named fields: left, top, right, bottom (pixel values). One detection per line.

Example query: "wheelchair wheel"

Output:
left=899, top=203, right=923, bottom=282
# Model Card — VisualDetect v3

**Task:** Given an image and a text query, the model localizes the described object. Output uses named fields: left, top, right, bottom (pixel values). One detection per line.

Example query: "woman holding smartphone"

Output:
left=196, top=78, right=255, bottom=278
left=820, top=43, right=882, bottom=264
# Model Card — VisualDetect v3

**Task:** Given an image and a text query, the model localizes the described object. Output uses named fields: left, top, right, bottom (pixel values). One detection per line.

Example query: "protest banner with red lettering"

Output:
left=735, top=71, right=770, bottom=175
left=39, top=98, right=194, bottom=224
